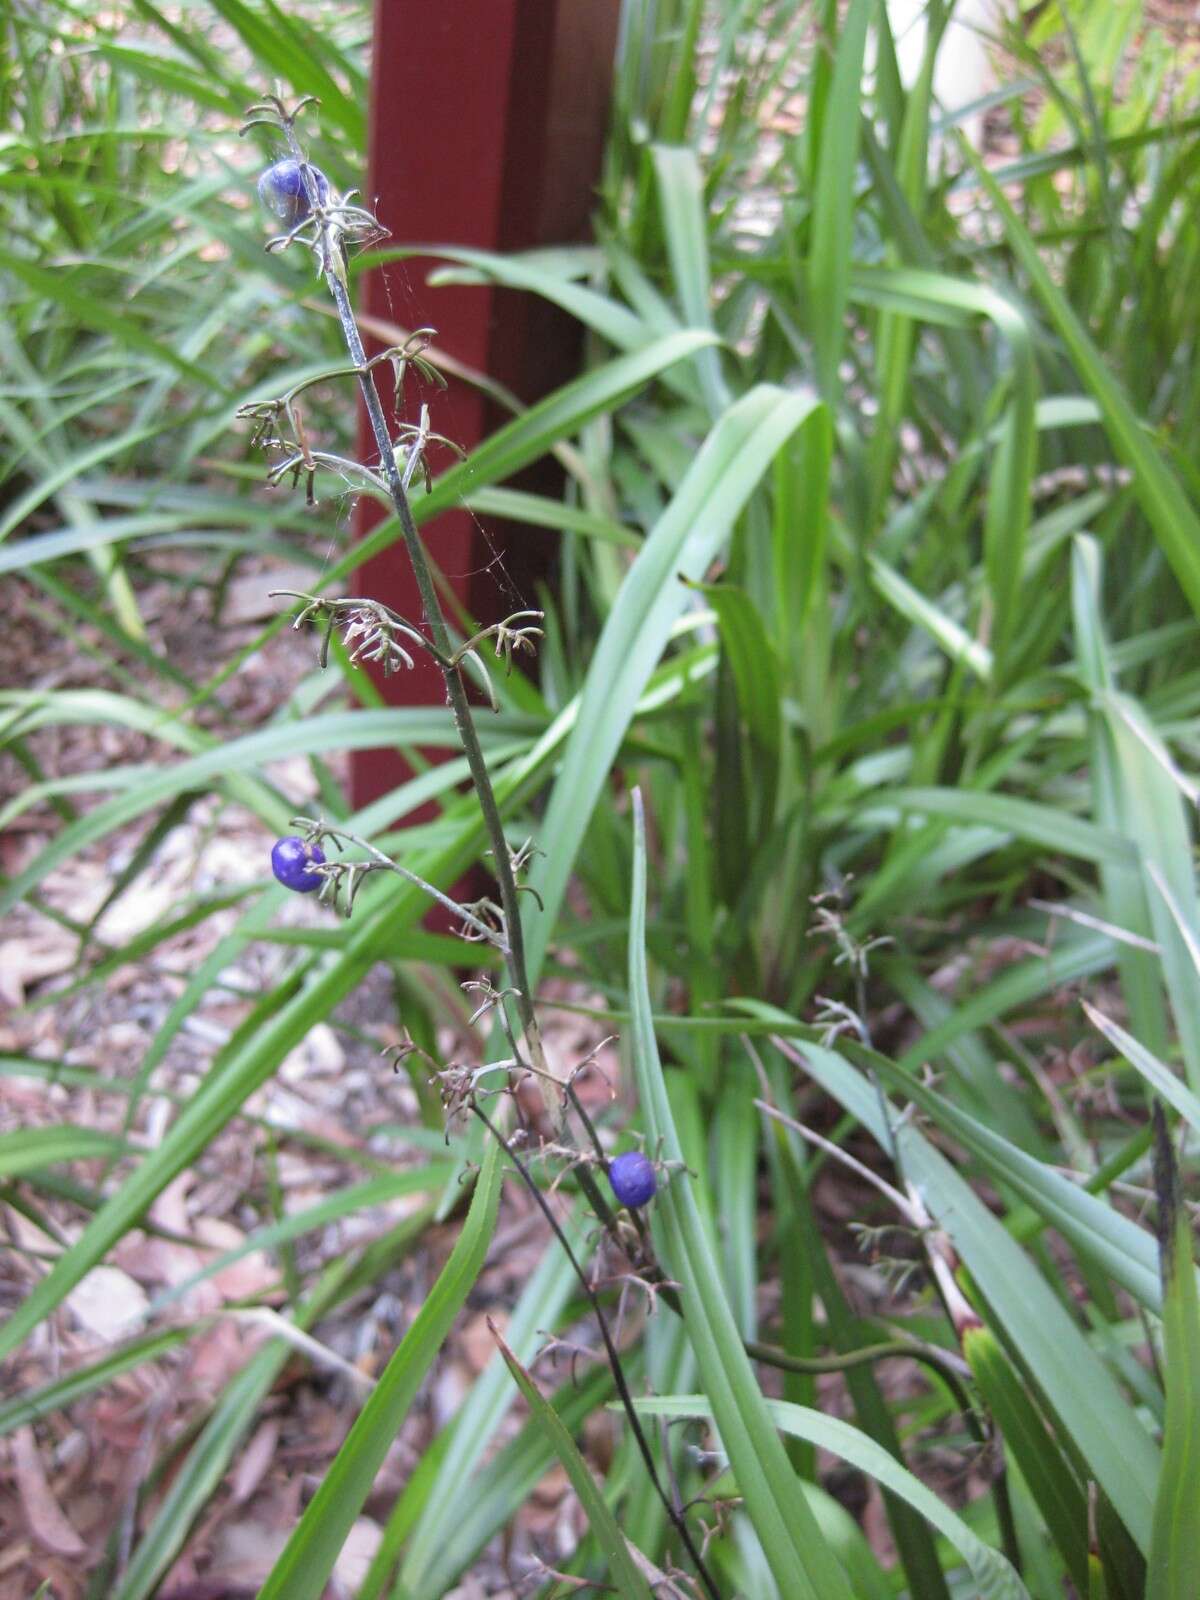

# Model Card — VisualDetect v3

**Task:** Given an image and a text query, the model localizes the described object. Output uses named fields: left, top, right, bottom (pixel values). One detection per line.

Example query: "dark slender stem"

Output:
left=324, top=266, right=545, bottom=1043
left=272, top=130, right=969, bottom=1588
left=471, top=1100, right=723, bottom=1600
left=312, top=222, right=720, bottom=1590
left=322, top=247, right=641, bottom=1255
left=272, top=111, right=530, bottom=1015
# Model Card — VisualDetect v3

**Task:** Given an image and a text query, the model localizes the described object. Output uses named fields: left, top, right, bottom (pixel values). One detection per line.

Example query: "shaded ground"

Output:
left=0, top=562, right=942, bottom=1594
left=1, top=567, right=701, bottom=1597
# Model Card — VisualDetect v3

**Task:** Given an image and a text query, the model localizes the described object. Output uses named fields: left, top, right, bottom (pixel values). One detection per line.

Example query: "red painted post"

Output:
left=351, top=0, right=621, bottom=812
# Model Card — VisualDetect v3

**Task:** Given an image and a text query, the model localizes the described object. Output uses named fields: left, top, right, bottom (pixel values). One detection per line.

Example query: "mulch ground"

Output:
left=0, top=555, right=956, bottom=1598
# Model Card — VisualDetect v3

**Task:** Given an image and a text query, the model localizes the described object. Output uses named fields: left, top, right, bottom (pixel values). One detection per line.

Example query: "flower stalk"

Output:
left=245, top=96, right=557, bottom=1107
left=242, top=95, right=730, bottom=1594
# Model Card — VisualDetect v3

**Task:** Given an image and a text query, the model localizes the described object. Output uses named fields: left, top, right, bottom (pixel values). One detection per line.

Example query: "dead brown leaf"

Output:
left=229, top=1419, right=279, bottom=1507
left=0, top=931, right=77, bottom=1008
left=11, top=1427, right=87, bottom=1558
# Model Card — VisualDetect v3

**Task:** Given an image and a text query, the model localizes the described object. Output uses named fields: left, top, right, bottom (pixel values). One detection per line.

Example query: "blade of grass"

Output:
left=0, top=1127, right=132, bottom=1177
left=760, top=1074, right=954, bottom=1600
left=652, top=143, right=728, bottom=417
left=963, top=1323, right=1090, bottom=1595
left=395, top=1365, right=617, bottom=1600
left=494, top=1328, right=655, bottom=1600
left=793, top=1040, right=1160, bottom=1552
left=397, top=1207, right=591, bottom=1593
left=145, top=1166, right=459, bottom=1316
left=256, top=1137, right=502, bottom=1600
left=527, top=387, right=826, bottom=982
left=628, top=790, right=854, bottom=1599
left=630, top=1394, right=1031, bottom=1600
left=844, top=1039, right=1163, bottom=1312
left=972, top=155, right=1200, bottom=620
left=807, top=0, right=872, bottom=404
left=1083, top=1002, right=1200, bottom=1134
left=1147, top=1108, right=1200, bottom=1600
left=110, top=1209, right=433, bottom=1600
left=0, top=1328, right=192, bottom=1437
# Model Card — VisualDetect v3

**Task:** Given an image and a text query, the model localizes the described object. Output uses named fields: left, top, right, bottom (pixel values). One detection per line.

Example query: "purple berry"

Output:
left=257, top=159, right=330, bottom=225
left=271, top=835, right=326, bottom=893
left=608, top=1150, right=657, bottom=1209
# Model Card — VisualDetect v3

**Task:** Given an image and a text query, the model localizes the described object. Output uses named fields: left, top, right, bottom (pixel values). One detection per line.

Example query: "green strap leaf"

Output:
left=807, top=0, right=872, bottom=403
left=794, top=1040, right=1160, bottom=1552
left=1147, top=1108, right=1200, bottom=1600
left=526, top=386, right=826, bottom=983
left=629, top=1394, right=1032, bottom=1600
left=972, top=156, right=1200, bottom=621
left=494, top=1331, right=655, bottom=1600
left=257, top=1137, right=503, bottom=1600
left=398, top=1207, right=591, bottom=1592
left=627, top=790, right=854, bottom=1599
left=0, top=1126, right=132, bottom=1177
left=1085, top=1003, right=1200, bottom=1135
left=0, top=1328, right=192, bottom=1438
left=964, top=1325, right=1089, bottom=1595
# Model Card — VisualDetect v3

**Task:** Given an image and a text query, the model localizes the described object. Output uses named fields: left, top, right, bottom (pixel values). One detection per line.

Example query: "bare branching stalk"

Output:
left=471, top=1100, right=722, bottom=1600
left=254, top=97, right=564, bottom=1103
left=241, top=94, right=722, bottom=1599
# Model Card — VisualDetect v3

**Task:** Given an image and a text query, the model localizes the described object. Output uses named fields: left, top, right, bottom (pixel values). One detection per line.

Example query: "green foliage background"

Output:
left=3, top=1, right=1200, bottom=1595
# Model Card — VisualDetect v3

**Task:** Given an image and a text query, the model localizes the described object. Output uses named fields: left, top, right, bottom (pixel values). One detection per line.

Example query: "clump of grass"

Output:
left=4, top=1, right=1200, bottom=1597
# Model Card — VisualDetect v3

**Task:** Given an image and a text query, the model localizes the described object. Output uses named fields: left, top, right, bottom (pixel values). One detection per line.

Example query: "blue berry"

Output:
left=257, top=159, right=330, bottom=225
left=608, top=1150, right=657, bottom=1209
left=271, top=835, right=326, bottom=893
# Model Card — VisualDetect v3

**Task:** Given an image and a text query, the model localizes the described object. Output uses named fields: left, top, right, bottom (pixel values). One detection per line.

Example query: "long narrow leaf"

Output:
left=1147, top=1109, right=1200, bottom=1600
left=256, top=1138, right=503, bottom=1600
left=627, top=791, right=854, bottom=1598
left=495, top=1331, right=655, bottom=1600
left=973, top=158, right=1200, bottom=619
left=631, top=1395, right=1031, bottom=1600
left=794, top=1040, right=1160, bottom=1551
left=527, top=387, right=825, bottom=980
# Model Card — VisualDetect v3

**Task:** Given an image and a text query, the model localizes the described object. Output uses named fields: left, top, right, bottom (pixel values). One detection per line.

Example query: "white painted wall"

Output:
left=885, top=0, right=1006, bottom=148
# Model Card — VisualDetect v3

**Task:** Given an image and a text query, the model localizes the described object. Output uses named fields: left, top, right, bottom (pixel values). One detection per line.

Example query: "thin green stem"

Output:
left=745, top=1338, right=975, bottom=1414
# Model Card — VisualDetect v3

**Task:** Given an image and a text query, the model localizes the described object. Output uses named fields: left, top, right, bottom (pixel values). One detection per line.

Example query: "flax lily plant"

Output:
left=2, top=2, right=1200, bottom=1597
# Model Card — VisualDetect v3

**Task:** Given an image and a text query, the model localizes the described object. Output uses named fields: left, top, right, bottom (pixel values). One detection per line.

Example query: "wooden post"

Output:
left=351, top=0, right=621, bottom=812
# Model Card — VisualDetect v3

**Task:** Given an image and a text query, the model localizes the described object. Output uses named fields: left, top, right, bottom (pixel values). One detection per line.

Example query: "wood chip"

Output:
left=229, top=1419, right=280, bottom=1507
left=11, top=1427, right=87, bottom=1558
